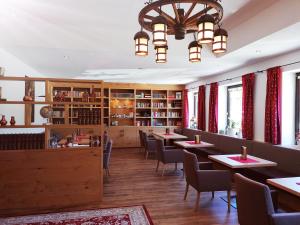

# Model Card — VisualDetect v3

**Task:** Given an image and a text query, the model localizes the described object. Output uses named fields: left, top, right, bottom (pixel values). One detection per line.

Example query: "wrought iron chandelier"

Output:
left=134, top=0, right=228, bottom=63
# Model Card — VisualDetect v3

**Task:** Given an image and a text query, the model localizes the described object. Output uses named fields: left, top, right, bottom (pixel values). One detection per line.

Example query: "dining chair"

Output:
left=143, top=132, right=157, bottom=160
left=103, top=139, right=113, bottom=176
left=183, top=150, right=232, bottom=212
left=156, top=139, right=183, bottom=176
left=138, top=130, right=145, bottom=152
left=235, top=173, right=300, bottom=225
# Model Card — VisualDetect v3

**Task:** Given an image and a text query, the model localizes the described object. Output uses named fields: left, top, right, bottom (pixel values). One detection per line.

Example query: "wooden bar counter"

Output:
left=0, top=147, right=103, bottom=217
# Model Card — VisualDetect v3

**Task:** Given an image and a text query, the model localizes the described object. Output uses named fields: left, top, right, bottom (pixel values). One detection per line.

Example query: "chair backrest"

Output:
left=183, top=150, right=200, bottom=189
left=235, top=173, right=275, bottom=225
left=143, top=132, right=151, bottom=150
left=139, top=130, right=145, bottom=147
left=103, top=139, right=113, bottom=169
left=103, top=131, right=109, bottom=150
left=156, top=139, right=165, bottom=161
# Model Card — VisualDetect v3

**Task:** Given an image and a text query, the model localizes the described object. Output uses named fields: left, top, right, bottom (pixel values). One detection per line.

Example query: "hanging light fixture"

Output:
left=135, top=0, right=228, bottom=62
left=197, top=14, right=215, bottom=44
left=134, top=30, right=150, bottom=56
left=155, top=45, right=168, bottom=63
left=212, top=27, right=228, bottom=54
left=188, top=41, right=202, bottom=63
left=151, top=15, right=168, bottom=46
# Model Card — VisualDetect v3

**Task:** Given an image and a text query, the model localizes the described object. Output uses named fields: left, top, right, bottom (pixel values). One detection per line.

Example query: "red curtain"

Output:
left=265, top=67, right=282, bottom=145
left=183, top=89, right=189, bottom=128
left=208, top=83, right=218, bottom=133
left=197, top=85, right=206, bottom=131
left=242, top=73, right=255, bottom=140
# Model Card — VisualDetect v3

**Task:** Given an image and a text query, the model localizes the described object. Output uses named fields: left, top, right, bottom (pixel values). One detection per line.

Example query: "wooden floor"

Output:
left=1, top=148, right=239, bottom=224
left=99, top=148, right=239, bottom=225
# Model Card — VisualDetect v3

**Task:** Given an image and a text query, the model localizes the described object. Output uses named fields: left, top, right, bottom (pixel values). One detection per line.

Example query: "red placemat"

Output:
left=185, top=141, right=197, bottom=145
left=228, top=156, right=259, bottom=163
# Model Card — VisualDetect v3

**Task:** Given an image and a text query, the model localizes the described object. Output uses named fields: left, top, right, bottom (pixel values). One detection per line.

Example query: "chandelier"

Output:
left=134, top=0, right=228, bottom=63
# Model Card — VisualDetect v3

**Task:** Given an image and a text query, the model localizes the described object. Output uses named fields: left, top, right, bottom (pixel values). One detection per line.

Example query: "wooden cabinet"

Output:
left=108, top=127, right=138, bottom=148
left=108, top=126, right=176, bottom=148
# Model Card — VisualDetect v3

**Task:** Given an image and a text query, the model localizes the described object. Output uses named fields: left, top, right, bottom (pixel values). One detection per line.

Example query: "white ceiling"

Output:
left=0, top=0, right=300, bottom=84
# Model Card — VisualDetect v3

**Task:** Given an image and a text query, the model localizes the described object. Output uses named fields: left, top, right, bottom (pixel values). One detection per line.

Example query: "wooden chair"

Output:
left=103, top=139, right=113, bottom=176
left=183, top=150, right=232, bottom=212
left=156, top=139, right=183, bottom=176
left=235, top=173, right=300, bottom=225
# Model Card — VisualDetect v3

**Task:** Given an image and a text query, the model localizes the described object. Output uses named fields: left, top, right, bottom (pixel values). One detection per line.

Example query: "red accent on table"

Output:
left=228, top=156, right=259, bottom=163
left=185, top=141, right=197, bottom=145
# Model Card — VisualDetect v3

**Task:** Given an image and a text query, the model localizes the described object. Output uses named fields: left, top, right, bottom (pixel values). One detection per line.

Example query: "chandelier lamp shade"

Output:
left=212, top=28, right=228, bottom=54
left=188, top=41, right=202, bottom=62
left=197, top=14, right=215, bottom=44
left=152, top=15, right=168, bottom=46
left=155, top=45, right=168, bottom=63
left=134, top=0, right=228, bottom=63
left=134, top=30, right=150, bottom=56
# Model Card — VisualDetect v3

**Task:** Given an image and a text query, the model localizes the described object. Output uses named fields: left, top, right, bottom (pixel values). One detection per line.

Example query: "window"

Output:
left=227, top=85, right=242, bottom=134
left=296, top=74, right=300, bottom=144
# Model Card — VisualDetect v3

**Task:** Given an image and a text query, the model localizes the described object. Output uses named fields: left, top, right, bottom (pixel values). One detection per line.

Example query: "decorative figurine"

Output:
left=0, top=115, right=7, bottom=126
left=241, top=146, right=248, bottom=160
left=10, top=116, right=16, bottom=126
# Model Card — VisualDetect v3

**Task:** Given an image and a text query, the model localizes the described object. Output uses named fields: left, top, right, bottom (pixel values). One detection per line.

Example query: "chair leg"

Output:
left=145, top=152, right=149, bottom=160
left=175, top=162, right=178, bottom=171
left=211, top=191, right=215, bottom=199
left=227, top=190, right=231, bottom=212
left=184, top=183, right=189, bottom=200
left=162, top=164, right=166, bottom=176
left=194, top=191, right=201, bottom=212
left=156, top=160, right=160, bottom=172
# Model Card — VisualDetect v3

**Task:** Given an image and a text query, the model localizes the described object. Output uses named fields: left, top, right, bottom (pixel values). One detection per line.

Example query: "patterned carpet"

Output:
left=0, top=205, right=153, bottom=225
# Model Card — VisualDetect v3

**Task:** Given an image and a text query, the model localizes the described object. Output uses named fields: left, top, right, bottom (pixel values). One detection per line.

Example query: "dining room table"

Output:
left=152, top=132, right=188, bottom=140
left=267, top=177, right=300, bottom=197
left=174, top=140, right=215, bottom=149
left=208, top=153, right=278, bottom=209
left=208, top=154, right=278, bottom=169
left=152, top=132, right=188, bottom=146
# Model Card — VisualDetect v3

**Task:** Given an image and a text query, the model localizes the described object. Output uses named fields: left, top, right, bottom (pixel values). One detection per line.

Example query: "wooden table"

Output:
left=152, top=132, right=188, bottom=140
left=174, top=140, right=214, bottom=149
left=208, top=154, right=277, bottom=169
left=267, top=177, right=300, bottom=197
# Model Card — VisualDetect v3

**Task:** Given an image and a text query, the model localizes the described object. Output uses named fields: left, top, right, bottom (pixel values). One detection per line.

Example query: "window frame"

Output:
left=226, top=84, right=243, bottom=129
left=296, top=73, right=300, bottom=140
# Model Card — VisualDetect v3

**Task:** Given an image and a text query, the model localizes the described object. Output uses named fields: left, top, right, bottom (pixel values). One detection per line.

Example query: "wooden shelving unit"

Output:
left=0, top=76, right=104, bottom=215
left=103, top=85, right=183, bottom=128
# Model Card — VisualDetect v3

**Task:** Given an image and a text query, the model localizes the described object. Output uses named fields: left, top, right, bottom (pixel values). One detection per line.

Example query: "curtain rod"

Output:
left=203, top=60, right=300, bottom=86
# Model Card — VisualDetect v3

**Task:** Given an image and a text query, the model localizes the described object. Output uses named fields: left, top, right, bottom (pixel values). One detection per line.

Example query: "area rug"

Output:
left=0, top=205, right=154, bottom=225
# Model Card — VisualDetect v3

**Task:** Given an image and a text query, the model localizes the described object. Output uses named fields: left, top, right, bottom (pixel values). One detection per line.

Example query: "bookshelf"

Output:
left=0, top=77, right=104, bottom=150
left=104, top=86, right=183, bottom=128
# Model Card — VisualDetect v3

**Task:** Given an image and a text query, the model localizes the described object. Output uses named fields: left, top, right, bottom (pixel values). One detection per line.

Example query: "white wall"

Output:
left=186, top=49, right=300, bottom=145
left=253, top=72, right=267, bottom=141
left=0, top=48, right=44, bottom=134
